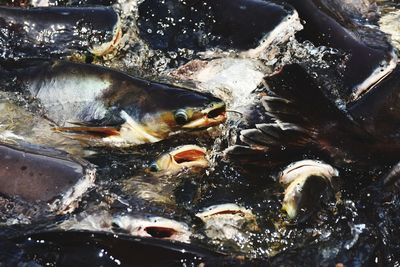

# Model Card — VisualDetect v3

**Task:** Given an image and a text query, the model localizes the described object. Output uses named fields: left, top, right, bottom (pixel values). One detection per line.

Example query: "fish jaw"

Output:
left=150, top=145, right=209, bottom=175
left=350, top=50, right=398, bottom=102
left=279, top=160, right=339, bottom=185
left=181, top=102, right=227, bottom=129
left=112, top=216, right=191, bottom=243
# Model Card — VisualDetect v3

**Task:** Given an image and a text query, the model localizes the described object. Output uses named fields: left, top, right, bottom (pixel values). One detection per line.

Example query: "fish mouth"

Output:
left=150, top=145, right=208, bottom=174
left=90, top=17, right=123, bottom=56
left=182, top=102, right=227, bottom=129
left=169, top=145, right=208, bottom=168
left=350, top=50, right=398, bottom=102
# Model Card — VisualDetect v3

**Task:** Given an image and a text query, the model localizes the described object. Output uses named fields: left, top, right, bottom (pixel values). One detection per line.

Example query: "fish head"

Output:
left=135, top=85, right=227, bottom=136
left=147, top=145, right=208, bottom=175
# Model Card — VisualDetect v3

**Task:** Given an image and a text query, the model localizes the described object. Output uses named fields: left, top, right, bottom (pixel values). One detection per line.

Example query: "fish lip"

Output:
left=349, top=50, right=398, bottom=102
left=182, top=102, right=227, bottom=129
left=279, top=160, right=339, bottom=186
left=90, top=16, right=123, bottom=56
left=149, top=145, right=208, bottom=174
left=169, top=145, right=208, bottom=169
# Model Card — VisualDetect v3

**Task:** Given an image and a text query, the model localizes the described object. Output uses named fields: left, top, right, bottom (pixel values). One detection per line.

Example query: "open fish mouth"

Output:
left=112, top=216, right=191, bottom=243
left=149, top=145, right=208, bottom=174
left=182, top=102, right=227, bottom=129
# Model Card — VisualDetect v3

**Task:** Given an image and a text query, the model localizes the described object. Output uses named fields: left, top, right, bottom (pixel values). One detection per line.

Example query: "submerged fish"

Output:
left=121, top=145, right=208, bottom=204
left=196, top=203, right=259, bottom=241
left=112, top=215, right=191, bottom=243
left=61, top=212, right=192, bottom=243
left=0, top=6, right=122, bottom=59
left=279, top=160, right=338, bottom=219
left=226, top=64, right=400, bottom=169
left=278, top=0, right=397, bottom=100
left=138, top=0, right=301, bottom=56
left=148, top=144, right=208, bottom=176
left=1, top=60, right=226, bottom=146
left=0, top=142, right=95, bottom=214
left=4, top=230, right=224, bottom=267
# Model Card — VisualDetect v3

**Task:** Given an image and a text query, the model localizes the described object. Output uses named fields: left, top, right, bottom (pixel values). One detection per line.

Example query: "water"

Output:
left=0, top=0, right=400, bottom=266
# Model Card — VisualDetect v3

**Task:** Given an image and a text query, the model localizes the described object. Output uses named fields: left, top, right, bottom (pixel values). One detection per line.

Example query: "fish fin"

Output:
left=240, top=122, right=312, bottom=148
left=224, top=145, right=268, bottom=166
left=262, top=64, right=350, bottom=127
left=225, top=122, right=314, bottom=168
left=226, top=64, right=374, bottom=166
left=262, top=64, right=376, bottom=144
left=54, top=126, right=120, bottom=138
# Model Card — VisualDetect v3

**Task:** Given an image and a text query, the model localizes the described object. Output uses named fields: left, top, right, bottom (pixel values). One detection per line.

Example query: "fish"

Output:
left=196, top=203, right=259, bottom=239
left=0, top=6, right=122, bottom=59
left=112, top=215, right=192, bottom=243
left=225, top=64, right=400, bottom=169
left=348, top=66, right=400, bottom=141
left=60, top=212, right=192, bottom=243
left=137, top=0, right=301, bottom=56
left=148, top=144, right=208, bottom=176
left=277, top=0, right=397, bottom=101
left=120, top=145, right=208, bottom=205
left=1, top=59, right=226, bottom=146
left=4, top=230, right=225, bottom=267
left=279, top=160, right=338, bottom=219
left=0, top=141, right=95, bottom=214
left=279, top=159, right=339, bottom=185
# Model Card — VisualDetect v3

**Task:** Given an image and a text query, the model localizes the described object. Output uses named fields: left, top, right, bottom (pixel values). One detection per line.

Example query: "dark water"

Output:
left=0, top=0, right=399, bottom=266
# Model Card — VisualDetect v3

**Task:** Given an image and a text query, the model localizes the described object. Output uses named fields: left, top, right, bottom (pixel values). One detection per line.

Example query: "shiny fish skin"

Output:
left=0, top=6, right=121, bottom=59
left=2, top=59, right=226, bottom=146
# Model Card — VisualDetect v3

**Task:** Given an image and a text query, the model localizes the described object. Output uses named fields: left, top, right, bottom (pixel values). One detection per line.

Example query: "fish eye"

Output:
left=174, top=109, right=188, bottom=125
left=149, top=163, right=159, bottom=172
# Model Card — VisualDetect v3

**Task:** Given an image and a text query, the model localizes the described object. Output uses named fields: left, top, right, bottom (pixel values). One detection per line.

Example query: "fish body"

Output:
left=4, top=60, right=226, bottom=146
left=226, top=64, right=400, bottom=168
left=278, top=0, right=397, bottom=100
left=348, top=66, right=400, bottom=140
left=5, top=230, right=223, bottom=267
left=0, top=6, right=121, bottom=58
left=138, top=0, right=300, bottom=55
left=0, top=142, right=95, bottom=213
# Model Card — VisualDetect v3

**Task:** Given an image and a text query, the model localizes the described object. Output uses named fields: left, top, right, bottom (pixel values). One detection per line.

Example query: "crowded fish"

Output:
left=0, top=0, right=399, bottom=265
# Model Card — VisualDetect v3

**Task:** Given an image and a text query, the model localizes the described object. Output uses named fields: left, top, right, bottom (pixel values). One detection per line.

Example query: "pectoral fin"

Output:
left=54, top=126, right=120, bottom=138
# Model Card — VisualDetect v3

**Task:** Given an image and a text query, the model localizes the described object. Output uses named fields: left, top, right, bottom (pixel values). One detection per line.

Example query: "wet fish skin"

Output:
left=0, top=142, right=95, bottom=212
left=348, top=66, right=400, bottom=141
left=3, top=59, right=226, bottom=145
left=226, top=64, right=400, bottom=169
left=277, top=0, right=397, bottom=100
left=138, top=0, right=297, bottom=52
left=6, top=230, right=224, bottom=267
left=0, top=6, right=121, bottom=58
